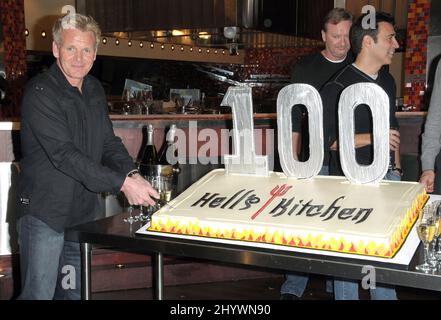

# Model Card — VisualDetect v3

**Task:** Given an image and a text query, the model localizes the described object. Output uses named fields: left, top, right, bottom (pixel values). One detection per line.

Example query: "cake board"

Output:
left=137, top=168, right=428, bottom=268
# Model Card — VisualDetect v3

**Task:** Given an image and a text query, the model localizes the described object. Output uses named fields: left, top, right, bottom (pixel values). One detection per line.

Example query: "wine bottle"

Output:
left=158, top=124, right=177, bottom=165
left=122, top=89, right=132, bottom=115
left=140, top=124, right=158, bottom=165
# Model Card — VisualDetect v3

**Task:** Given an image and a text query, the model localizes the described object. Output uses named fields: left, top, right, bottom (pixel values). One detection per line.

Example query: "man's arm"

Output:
left=22, top=85, right=133, bottom=194
left=420, top=62, right=441, bottom=192
left=420, top=170, right=436, bottom=193
left=354, top=133, right=372, bottom=148
left=421, top=61, right=441, bottom=185
left=320, top=82, right=344, bottom=152
left=292, top=132, right=301, bottom=160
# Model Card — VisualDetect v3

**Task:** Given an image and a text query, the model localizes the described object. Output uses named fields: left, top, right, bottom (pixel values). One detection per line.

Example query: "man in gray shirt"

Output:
left=420, top=60, right=441, bottom=193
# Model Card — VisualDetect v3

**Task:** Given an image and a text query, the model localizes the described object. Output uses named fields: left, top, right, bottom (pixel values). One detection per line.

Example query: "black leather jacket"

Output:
left=17, top=63, right=136, bottom=232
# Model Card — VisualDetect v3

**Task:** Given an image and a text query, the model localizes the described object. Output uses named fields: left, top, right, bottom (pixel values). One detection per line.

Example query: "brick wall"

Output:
left=403, top=0, right=431, bottom=110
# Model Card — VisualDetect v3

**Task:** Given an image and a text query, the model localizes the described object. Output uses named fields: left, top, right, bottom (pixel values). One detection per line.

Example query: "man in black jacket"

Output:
left=16, top=13, right=159, bottom=299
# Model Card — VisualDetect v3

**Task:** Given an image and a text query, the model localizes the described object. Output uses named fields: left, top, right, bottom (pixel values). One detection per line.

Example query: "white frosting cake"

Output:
left=149, top=169, right=427, bottom=258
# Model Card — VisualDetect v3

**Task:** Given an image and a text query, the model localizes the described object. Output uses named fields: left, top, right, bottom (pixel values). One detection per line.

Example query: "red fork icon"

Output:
left=251, top=184, right=292, bottom=220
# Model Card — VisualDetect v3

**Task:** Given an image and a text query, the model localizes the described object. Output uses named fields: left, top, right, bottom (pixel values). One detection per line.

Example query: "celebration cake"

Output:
left=146, top=169, right=427, bottom=258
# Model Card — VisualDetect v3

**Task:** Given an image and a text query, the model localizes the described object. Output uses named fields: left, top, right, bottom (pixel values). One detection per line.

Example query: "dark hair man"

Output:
left=320, top=11, right=401, bottom=300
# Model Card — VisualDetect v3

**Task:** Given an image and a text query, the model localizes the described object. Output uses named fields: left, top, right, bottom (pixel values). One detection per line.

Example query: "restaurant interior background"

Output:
left=0, top=0, right=440, bottom=300
left=2, top=0, right=417, bottom=117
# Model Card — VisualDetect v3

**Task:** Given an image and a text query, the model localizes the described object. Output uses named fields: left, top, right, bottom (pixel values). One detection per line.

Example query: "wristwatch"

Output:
left=393, top=166, right=403, bottom=176
left=127, top=169, right=139, bottom=177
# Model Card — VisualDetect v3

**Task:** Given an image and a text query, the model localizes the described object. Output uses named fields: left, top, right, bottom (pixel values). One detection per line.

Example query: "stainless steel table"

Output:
left=65, top=211, right=441, bottom=300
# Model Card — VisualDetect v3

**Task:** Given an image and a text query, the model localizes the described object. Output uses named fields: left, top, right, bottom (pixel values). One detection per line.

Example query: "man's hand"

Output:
left=120, top=173, right=160, bottom=206
left=389, top=129, right=400, bottom=151
left=420, top=170, right=436, bottom=193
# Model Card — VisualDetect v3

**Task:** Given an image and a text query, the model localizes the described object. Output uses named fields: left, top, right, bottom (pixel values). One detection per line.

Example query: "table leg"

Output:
left=80, top=242, right=92, bottom=300
left=153, top=252, right=164, bottom=300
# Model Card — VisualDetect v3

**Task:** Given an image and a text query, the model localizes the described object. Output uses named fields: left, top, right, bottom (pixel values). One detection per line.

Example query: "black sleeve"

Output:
left=291, top=61, right=306, bottom=83
left=21, top=85, right=128, bottom=194
left=291, top=106, right=304, bottom=133
left=290, top=62, right=307, bottom=133
left=389, top=81, right=399, bottom=129
left=320, top=82, right=342, bottom=149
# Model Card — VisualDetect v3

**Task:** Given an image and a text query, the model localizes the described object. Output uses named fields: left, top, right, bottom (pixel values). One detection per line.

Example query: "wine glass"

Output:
left=416, top=211, right=437, bottom=273
left=123, top=205, right=137, bottom=224
left=135, top=176, right=162, bottom=223
left=431, top=201, right=441, bottom=261
left=428, top=211, right=440, bottom=270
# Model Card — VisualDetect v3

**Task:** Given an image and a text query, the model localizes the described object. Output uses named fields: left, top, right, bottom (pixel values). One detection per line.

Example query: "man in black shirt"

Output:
left=320, top=12, right=401, bottom=300
left=291, top=8, right=353, bottom=162
left=16, top=14, right=159, bottom=299
left=281, top=8, right=353, bottom=300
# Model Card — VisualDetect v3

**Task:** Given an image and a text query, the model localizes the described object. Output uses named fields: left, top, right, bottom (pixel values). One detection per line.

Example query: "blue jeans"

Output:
left=281, top=165, right=329, bottom=297
left=16, top=215, right=81, bottom=300
left=333, top=169, right=400, bottom=300
left=333, top=278, right=397, bottom=300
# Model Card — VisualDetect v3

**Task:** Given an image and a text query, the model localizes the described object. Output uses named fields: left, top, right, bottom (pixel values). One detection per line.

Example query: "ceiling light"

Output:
left=198, top=31, right=211, bottom=40
left=150, top=42, right=154, bottom=48
left=24, top=29, right=29, bottom=36
left=180, top=46, right=184, bottom=51
left=171, top=45, right=175, bottom=50
left=41, top=30, right=47, bottom=38
left=115, top=39, right=120, bottom=46
left=139, top=41, right=143, bottom=48
left=172, top=30, right=185, bottom=36
left=223, top=26, right=238, bottom=39
left=128, top=40, right=132, bottom=47
left=161, top=44, right=165, bottom=50
left=102, top=37, right=107, bottom=44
